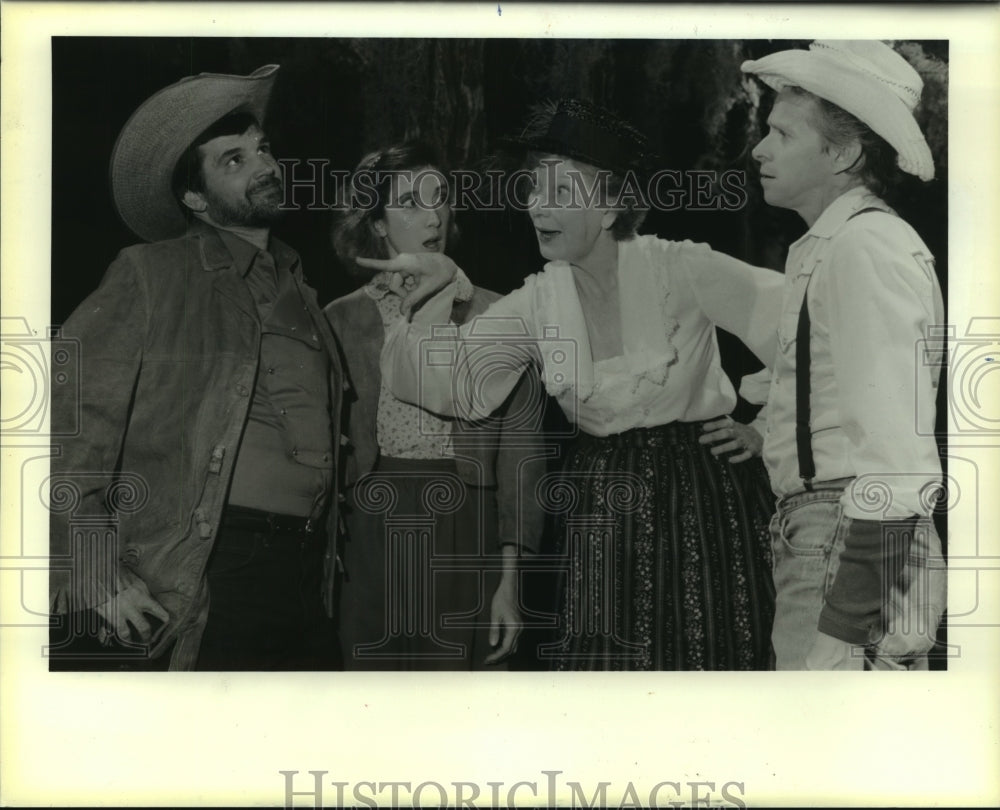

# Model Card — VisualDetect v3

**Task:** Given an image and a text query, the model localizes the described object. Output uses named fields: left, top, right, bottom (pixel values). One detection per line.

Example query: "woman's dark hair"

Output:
left=786, top=86, right=899, bottom=198
left=332, top=141, right=458, bottom=275
left=515, top=99, right=650, bottom=241
left=170, top=110, right=261, bottom=202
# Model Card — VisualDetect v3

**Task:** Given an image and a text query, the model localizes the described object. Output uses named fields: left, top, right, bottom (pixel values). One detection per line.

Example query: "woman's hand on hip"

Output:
left=699, top=416, right=763, bottom=463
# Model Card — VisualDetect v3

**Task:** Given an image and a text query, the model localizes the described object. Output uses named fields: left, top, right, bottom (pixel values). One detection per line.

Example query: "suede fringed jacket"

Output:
left=49, top=224, right=345, bottom=670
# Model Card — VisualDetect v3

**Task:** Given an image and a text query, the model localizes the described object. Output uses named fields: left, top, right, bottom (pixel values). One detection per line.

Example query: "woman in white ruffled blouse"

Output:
left=366, top=101, right=783, bottom=670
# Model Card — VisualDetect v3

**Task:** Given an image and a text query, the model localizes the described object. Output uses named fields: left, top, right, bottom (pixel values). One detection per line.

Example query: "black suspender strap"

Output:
left=795, top=283, right=816, bottom=490
left=794, top=206, right=888, bottom=492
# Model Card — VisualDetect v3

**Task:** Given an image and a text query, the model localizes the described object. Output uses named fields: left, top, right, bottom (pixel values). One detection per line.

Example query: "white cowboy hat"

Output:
left=110, top=64, right=280, bottom=243
left=741, top=41, right=934, bottom=181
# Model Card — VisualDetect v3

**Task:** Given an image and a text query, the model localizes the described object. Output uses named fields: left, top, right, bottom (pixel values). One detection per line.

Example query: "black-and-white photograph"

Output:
left=44, top=34, right=950, bottom=674
left=2, top=3, right=998, bottom=807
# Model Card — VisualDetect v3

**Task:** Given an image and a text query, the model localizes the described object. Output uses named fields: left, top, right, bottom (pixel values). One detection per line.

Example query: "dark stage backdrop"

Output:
left=51, top=38, right=948, bottom=305
left=50, top=36, right=951, bottom=668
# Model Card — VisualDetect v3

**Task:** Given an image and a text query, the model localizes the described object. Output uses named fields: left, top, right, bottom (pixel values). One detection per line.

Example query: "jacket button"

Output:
left=267, top=367, right=275, bottom=374
left=281, top=408, right=288, bottom=416
left=236, top=384, right=249, bottom=396
left=292, top=448, right=299, bottom=457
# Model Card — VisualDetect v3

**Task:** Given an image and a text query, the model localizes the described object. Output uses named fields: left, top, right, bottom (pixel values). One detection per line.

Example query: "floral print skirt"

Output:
left=549, top=420, right=776, bottom=670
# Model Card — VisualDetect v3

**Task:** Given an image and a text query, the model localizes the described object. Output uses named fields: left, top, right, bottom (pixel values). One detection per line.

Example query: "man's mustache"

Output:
left=249, top=176, right=283, bottom=194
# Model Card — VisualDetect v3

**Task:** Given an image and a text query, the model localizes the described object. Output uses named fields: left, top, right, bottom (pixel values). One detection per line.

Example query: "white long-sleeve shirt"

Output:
left=380, top=235, right=784, bottom=437
left=763, top=187, right=945, bottom=519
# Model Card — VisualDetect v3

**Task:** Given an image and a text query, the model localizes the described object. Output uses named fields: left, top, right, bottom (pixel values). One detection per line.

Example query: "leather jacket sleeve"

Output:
left=50, top=250, right=148, bottom=613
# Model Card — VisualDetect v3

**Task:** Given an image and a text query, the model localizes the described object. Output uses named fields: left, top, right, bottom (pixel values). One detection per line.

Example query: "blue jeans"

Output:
left=769, top=478, right=945, bottom=671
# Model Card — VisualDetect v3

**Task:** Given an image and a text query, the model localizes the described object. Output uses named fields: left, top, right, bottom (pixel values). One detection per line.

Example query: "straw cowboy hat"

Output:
left=741, top=41, right=934, bottom=181
left=110, top=64, right=280, bottom=243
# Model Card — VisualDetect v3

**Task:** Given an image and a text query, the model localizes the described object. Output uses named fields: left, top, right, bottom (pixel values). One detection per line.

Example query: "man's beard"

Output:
left=204, top=177, right=284, bottom=228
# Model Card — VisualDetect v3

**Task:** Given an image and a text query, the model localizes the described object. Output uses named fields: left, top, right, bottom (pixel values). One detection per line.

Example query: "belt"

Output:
left=578, top=420, right=714, bottom=449
left=222, top=505, right=320, bottom=536
left=776, top=476, right=855, bottom=509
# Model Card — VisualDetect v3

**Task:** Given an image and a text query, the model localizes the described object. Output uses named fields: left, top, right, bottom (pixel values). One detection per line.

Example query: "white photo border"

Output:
left=2, top=2, right=998, bottom=807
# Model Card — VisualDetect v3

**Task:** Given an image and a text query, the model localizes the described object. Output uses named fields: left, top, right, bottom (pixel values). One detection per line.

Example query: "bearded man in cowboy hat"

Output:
left=49, top=65, right=345, bottom=671
left=739, top=41, right=947, bottom=670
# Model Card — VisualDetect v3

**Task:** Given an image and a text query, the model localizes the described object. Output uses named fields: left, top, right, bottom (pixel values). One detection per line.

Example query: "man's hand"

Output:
left=699, top=416, right=763, bottom=463
left=355, top=253, right=459, bottom=315
left=94, top=578, right=170, bottom=644
left=872, top=567, right=946, bottom=663
left=805, top=631, right=859, bottom=671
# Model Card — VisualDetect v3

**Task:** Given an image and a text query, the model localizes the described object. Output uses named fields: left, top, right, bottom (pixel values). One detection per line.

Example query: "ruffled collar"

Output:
left=537, top=236, right=680, bottom=401
left=362, top=271, right=398, bottom=301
